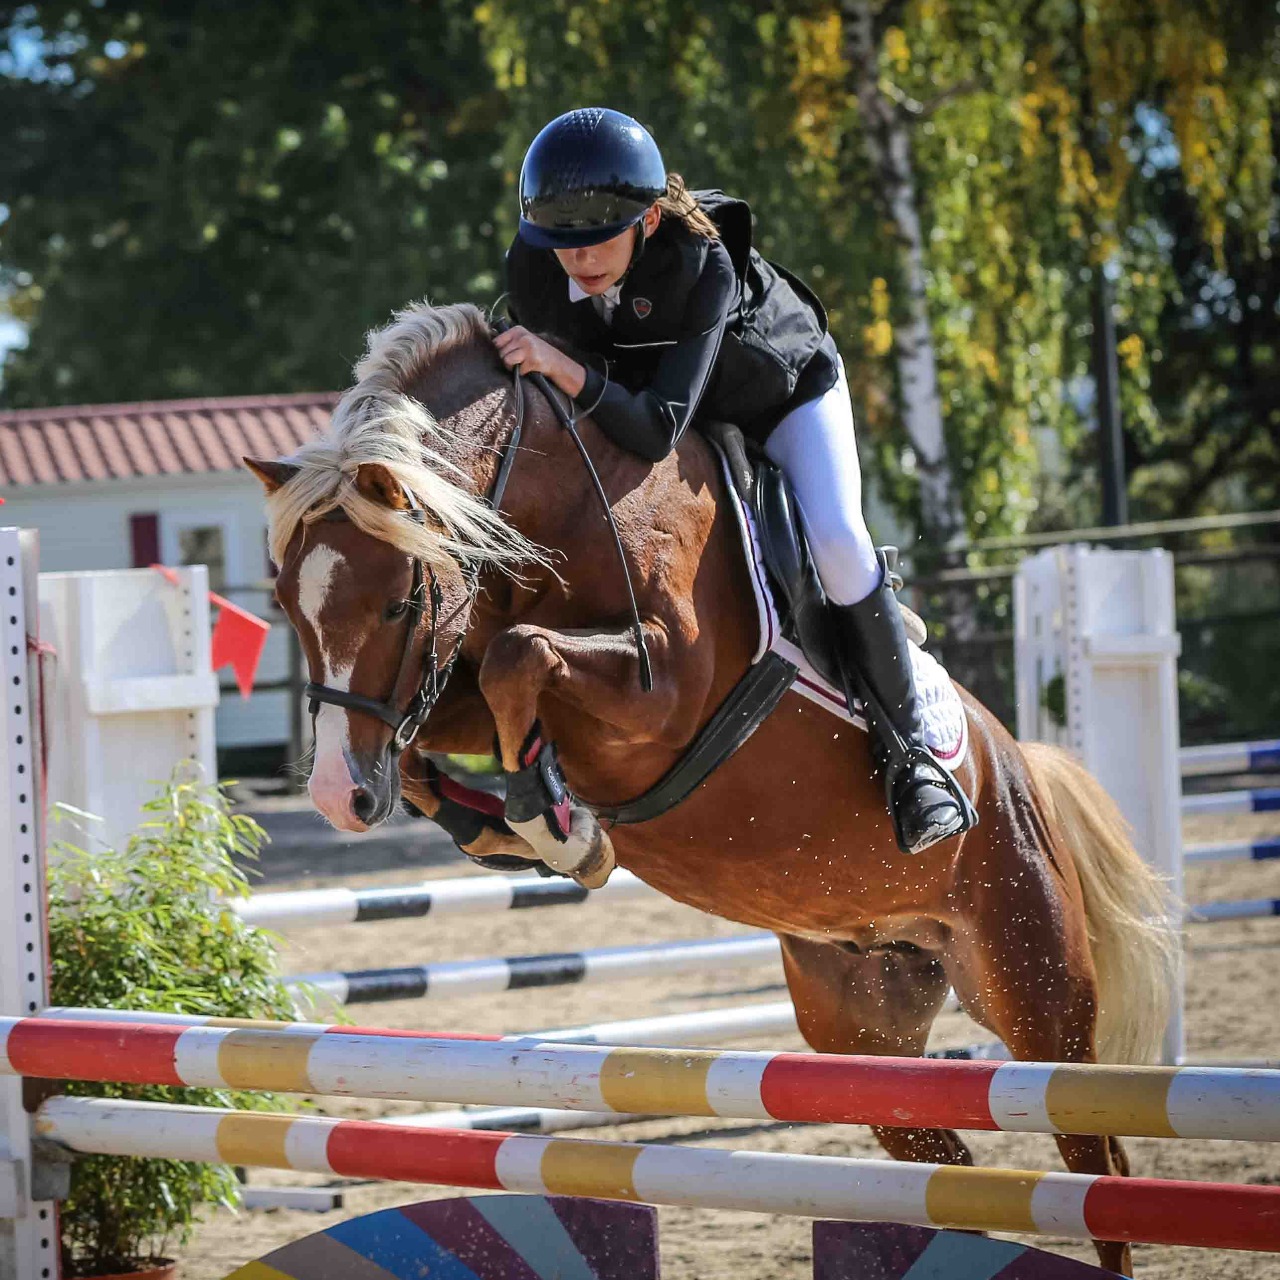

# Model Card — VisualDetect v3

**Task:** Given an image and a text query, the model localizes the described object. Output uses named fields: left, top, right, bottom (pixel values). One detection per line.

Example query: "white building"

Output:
left=0, top=392, right=335, bottom=758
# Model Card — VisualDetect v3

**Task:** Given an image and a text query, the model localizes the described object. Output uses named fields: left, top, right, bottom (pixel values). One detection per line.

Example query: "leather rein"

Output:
left=303, top=321, right=653, bottom=757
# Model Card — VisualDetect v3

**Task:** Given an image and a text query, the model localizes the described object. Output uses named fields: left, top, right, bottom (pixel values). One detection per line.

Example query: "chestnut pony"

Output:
left=249, top=302, right=1175, bottom=1274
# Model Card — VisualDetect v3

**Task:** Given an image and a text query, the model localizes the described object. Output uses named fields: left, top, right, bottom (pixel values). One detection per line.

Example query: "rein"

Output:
left=303, top=320, right=653, bottom=756
left=494, top=318, right=654, bottom=693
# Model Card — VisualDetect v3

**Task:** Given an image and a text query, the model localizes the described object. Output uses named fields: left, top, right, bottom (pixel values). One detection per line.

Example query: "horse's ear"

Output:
left=355, top=462, right=411, bottom=510
left=243, top=457, right=300, bottom=493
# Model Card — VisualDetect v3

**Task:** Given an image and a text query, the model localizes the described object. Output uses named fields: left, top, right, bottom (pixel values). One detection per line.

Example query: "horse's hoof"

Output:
left=459, top=824, right=542, bottom=864
left=508, top=805, right=616, bottom=888
left=566, top=814, right=615, bottom=889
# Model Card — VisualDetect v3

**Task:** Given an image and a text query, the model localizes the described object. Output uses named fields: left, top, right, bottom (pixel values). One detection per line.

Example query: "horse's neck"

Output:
left=421, top=349, right=759, bottom=749
left=412, top=348, right=514, bottom=494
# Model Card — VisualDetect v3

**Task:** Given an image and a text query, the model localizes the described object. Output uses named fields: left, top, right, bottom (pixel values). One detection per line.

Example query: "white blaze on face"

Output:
left=299, top=544, right=364, bottom=829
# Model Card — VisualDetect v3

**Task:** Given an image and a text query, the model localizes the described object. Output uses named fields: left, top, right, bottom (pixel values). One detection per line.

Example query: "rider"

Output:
left=495, top=106, right=975, bottom=855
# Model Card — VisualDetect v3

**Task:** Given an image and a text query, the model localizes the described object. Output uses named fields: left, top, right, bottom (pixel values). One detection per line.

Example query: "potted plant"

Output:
left=47, top=767, right=298, bottom=1280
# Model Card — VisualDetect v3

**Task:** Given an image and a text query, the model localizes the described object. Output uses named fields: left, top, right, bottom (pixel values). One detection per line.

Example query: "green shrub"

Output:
left=48, top=767, right=297, bottom=1277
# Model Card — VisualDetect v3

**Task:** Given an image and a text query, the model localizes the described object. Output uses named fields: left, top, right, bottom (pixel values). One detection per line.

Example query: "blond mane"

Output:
left=265, top=300, right=541, bottom=574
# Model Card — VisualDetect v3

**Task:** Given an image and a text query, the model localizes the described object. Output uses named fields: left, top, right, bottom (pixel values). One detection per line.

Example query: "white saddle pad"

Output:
left=713, top=447, right=969, bottom=773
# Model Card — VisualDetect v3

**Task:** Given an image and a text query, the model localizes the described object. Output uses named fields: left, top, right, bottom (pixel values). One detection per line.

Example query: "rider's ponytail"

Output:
left=657, top=173, right=720, bottom=240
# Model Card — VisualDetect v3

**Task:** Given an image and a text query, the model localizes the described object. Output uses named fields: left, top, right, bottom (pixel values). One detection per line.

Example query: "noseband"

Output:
left=301, top=317, right=653, bottom=757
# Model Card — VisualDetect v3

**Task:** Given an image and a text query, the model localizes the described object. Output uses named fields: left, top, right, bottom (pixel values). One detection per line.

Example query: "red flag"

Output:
left=210, top=595, right=271, bottom=699
left=152, top=565, right=271, bottom=698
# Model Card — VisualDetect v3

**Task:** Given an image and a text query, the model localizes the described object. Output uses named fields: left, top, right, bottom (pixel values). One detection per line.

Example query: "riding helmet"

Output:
left=518, top=107, right=667, bottom=249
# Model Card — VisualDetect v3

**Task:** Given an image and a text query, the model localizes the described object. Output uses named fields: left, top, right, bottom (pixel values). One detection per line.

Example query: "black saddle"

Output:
left=703, top=420, right=907, bottom=691
left=753, top=462, right=842, bottom=687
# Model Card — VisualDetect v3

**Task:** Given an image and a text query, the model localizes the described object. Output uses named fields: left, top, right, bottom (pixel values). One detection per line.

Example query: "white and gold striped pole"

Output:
left=34, top=1096, right=1280, bottom=1254
left=4, top=1015, right=1279, bottom=1143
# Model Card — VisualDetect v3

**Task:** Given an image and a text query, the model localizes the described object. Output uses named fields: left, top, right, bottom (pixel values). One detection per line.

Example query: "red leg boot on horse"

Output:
left=500, top=720, right=614, bottom=887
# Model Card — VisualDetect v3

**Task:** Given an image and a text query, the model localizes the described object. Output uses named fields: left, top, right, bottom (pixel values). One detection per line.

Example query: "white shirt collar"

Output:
left=569, top=277, right=623, bottom=323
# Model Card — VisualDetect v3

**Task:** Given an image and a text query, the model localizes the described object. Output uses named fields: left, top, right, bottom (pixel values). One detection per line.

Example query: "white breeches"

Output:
left=763, top=358, right=882, bottom=606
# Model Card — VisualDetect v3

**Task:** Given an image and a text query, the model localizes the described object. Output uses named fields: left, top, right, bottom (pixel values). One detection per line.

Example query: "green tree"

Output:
left=830, top=0, right=1279, bottom=536
left=4, top=0, right=1276, bottom=537
left=1, top=1, right=508, bottom=405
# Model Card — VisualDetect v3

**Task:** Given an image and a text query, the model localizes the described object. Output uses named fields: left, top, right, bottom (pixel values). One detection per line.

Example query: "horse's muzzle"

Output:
left=309, top=747, right=402, bottom=832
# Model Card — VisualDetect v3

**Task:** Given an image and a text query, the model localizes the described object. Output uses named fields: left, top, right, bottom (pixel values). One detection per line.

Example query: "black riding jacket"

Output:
left=505, top=191, right=838, bottom=461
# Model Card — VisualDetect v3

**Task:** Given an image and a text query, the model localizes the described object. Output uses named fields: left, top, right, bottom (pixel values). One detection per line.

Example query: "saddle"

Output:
left=703, top=420, right=926, bottom=686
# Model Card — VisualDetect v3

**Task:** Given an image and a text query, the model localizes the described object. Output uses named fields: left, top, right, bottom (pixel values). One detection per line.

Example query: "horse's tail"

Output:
left=1022, top=741, right=1179, bottom=1064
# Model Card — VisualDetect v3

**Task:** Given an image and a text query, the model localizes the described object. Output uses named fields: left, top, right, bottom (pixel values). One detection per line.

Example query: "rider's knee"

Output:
left=802, top=509, right=880, bottom=605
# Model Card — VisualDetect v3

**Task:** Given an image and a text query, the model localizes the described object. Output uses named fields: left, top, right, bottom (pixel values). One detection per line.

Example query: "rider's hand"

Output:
left=493, top=326, right=586, bottom=398
left=493, top=325, right=560, bottom=377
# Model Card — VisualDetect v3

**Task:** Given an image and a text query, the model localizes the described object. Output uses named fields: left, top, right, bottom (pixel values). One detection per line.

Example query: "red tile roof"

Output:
left=0, top=392, right=338, bottom=489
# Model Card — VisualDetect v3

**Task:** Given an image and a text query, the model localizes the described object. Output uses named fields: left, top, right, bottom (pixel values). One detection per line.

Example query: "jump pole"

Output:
left=34, top=1096, right=1280, bottom=1254
left=1184, top=836, right=1280, bottom=865
left=38, top=1005, right=1009, bottom=1145
left=44, top=999, right=804, bottom=1050
left=1188, top=898, right=1280, bottom=923
left=286, top=933, right=782, bottom=1007
left=5, top=1015, right=1279, bottom=1143
left=231, top=867, right=659, bottom=931
left=1181, top=787, right=1280, bottom=817
left=1180, top=739, right=1280, bottom=776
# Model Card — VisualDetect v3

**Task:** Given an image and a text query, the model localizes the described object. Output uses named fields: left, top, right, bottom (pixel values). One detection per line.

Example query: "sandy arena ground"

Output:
left=181, top=804, right=1280, bottom=1279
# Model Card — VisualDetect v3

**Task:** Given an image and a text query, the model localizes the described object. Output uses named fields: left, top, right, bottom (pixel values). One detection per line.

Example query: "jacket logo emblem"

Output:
left=632, top=297, right=653, bottom=320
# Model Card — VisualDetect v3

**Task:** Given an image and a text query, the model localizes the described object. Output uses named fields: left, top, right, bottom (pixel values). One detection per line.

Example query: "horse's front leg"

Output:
left=478, top=623, right=683, bottom=886
left=399, top=751, right=542, bottom=866
left=397, top=662, right=543, bottom=868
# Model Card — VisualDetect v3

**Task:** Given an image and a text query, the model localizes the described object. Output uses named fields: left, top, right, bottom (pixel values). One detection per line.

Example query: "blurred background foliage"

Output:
left=2, top=0, right=1278, bottom=544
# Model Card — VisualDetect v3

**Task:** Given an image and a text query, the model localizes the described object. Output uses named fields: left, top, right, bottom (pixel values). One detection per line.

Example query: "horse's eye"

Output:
left=384, top=600, right=409, bottom=622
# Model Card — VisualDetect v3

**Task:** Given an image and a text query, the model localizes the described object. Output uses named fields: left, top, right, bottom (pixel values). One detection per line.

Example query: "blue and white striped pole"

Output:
left=1184, top=837, right=1280, bottom=866
left=1187, top=898, right=1280, bottom=924
left=1180, top=739, right=1280, bottom=778
left=1181, top=787, right=1280, bottom=818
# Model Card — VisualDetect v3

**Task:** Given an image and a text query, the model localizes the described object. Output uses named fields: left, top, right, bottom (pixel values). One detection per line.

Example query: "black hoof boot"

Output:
left=831, top=551, right=978, bottom=855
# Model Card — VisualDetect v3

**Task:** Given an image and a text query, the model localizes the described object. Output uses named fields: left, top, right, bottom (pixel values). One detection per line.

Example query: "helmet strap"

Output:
left=624, top=221, right=647, bottom=276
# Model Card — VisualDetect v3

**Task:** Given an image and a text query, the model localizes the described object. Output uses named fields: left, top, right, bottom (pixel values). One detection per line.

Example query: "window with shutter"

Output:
left=129, top=512, right=160, bottom=567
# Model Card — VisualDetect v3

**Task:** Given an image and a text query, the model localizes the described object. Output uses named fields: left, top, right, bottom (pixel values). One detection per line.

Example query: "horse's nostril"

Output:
left=351, top=788, right=377, bottom=824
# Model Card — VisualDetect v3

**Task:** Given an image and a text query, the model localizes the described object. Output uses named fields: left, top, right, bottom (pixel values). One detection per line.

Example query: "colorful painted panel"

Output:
left=814, top=1222, right=1112, bottom=1279
left=223, top=1194, right=658, bottom=1280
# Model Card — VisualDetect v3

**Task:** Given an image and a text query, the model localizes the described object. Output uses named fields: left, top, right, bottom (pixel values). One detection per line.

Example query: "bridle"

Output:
left=303, top=499, right=475, bottom=755
left=301, top=318, right=653, bottom=758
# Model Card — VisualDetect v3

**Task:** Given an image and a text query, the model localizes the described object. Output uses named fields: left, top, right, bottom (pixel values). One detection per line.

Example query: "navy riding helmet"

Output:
left=519, top=107, right=667, bottom=250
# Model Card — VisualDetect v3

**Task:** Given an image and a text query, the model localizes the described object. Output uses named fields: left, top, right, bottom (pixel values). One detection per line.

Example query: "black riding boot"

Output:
left=832, top=554, right=977, bottom=854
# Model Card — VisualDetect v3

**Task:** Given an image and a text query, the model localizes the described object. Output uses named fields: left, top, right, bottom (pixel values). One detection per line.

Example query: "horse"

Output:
left=247, top=300, right=1177, bottom=1275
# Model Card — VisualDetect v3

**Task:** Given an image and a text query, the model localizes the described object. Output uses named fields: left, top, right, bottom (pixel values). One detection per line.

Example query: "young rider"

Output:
left=494, top=107, right=975, bottom=854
